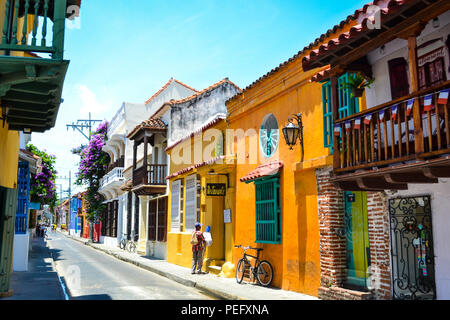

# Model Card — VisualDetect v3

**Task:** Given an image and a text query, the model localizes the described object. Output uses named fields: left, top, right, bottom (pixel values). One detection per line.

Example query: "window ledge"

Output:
left=295, top=155, right=333, bottom=171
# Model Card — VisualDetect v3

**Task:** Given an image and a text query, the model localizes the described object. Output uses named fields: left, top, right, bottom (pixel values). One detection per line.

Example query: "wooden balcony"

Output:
left=0, top=0, right=80, bottom=132
left=132, top=164, right=167, bottom=196
left=332, top=81, right=450, bottom=191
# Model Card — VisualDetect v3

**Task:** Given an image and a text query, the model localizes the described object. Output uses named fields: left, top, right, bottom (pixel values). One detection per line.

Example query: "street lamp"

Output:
left=282, top=113, right=304, bottom=162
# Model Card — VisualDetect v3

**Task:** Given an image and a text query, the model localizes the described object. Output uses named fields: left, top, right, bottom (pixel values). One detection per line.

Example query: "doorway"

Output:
left=389, top=196, right=436, bottom=300
left=344, top=191, right=370, bottom=289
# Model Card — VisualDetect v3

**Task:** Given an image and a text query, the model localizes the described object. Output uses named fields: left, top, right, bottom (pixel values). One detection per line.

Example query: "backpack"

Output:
left=190, top=231, right=199, bottom=245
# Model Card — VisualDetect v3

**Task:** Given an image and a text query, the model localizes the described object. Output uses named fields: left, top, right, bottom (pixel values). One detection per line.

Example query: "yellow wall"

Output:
left=223, top=17, right=360, bottom=297
left=0, top=107, right=19, bottom=189
left=166, top=120, right=236, bottom=271
left=226, top=59, right=329, bottom=296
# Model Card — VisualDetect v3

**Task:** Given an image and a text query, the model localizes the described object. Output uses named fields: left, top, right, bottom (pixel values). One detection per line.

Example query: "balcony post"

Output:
left=52, top=0, right=67, bottom=60
left=143, top=135, right=148, bottom=184
left=331, top=75, right=340, bottom=169
left=408, top=35, right=424, bottom=154
left=397, top=22, right=426, bottom=154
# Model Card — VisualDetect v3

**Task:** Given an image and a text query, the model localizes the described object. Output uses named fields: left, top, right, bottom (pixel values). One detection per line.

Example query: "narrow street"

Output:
left=46, top=232, right=214, bottom=300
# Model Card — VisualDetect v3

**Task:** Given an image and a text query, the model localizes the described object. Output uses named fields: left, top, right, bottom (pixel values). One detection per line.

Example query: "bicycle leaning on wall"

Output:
left=234, top=245, right=273, bottom=287
left=119, top=232, right=139, bottom=253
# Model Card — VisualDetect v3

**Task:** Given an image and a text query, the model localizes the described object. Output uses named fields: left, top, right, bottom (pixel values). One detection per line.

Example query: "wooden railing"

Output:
left=133, top=164, right=167, bottom=186
left=1, top=0, right=67, bottom=59
left=107, top=156, right=124, bottom=173
left=334, top=81, right=450, bottom=173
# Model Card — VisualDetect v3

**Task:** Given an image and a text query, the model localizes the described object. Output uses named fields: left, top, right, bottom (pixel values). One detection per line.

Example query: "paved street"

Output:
left=46, top=232, right=213, bottom=300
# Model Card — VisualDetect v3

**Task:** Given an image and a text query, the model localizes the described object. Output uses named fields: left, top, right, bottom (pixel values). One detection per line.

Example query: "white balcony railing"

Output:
left=100, top=167, right=125, bottom=189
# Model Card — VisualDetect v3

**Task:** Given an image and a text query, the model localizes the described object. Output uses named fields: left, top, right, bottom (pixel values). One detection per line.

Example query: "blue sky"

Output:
left=31, top=0, right=368, bottom=196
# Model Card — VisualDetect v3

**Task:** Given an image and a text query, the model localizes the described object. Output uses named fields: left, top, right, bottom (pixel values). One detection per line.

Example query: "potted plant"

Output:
left=344, top=73, right=375, bottom=98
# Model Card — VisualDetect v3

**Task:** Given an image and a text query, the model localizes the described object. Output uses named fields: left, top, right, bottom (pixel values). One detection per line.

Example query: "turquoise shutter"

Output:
left=322, top=81, right=333, bottom=149
left=322, top=74, right=360, bottom=152
left=255, top=177, right=281, bottom=244
left=338, top=73, right=359, bottom=118
left=0, top=186, right=19, bottom=293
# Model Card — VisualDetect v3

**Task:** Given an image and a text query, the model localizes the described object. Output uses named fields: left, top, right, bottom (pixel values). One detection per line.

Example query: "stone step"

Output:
left=207, top=265, right=223, bottom=275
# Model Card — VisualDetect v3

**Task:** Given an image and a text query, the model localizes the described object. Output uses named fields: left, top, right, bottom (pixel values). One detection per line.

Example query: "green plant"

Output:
left=343, top=73, right=375, bottom=98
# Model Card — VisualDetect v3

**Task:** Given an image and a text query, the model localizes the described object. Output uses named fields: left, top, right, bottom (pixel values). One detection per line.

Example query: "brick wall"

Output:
left=316, top=167, right=346, bottom=288
left=366, top=191, right=392, bottom=300
left=315, top=167, right=392, bottom=300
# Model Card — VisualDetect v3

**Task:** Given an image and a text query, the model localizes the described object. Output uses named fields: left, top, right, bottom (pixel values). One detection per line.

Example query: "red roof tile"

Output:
left=302, top=0, right=418, bottom=71
left=227, top=0, right=417, bottom=105
left=240, top=161, right=284, bottom=183
left=127, top=117, right=167, bottom=139
left=165, top=115, right=226, bottom=152
left=144, top=78, right=199, bottom=105
left=166, top=155, right=226, bottom=180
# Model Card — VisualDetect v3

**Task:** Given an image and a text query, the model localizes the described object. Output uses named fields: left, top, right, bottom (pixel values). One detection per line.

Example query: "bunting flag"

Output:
left=379, top=110, right=385, bottom=121
left=424, top=94, right=434, bottom=112
left=406, top=99, right=414, bottom=117
left=354, top=118, right=361, bottom=130
left=345, top=121, right=351, bottom=132
left=437, top=89, right=449, bottom=105
left=392, top=104, right=398, bottom=121
left=334, top=124, right=341, bottom=136
left=363, top=114, right=372, bottom=125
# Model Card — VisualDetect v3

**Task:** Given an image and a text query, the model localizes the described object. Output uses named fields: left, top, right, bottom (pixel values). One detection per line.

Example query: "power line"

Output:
left=66, top=112, right=103, bottom=141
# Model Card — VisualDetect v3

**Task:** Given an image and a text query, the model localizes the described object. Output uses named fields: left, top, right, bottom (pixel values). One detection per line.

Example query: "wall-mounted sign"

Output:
left=206, top=183, right=226, bottom=196
left=346, top=193, right=356, bottom=203
left=224, top=209, right=231, bottom=224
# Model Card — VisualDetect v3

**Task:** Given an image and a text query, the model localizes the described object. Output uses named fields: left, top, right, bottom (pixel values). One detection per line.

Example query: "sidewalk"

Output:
left=62, top=231, right=318, bottom=300
left=1, top=236, right=65, bottom=300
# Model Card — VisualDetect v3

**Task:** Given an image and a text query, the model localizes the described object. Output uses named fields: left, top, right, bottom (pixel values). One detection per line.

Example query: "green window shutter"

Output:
left=322, top=81, right=333, bottom=150
left=254, top=177, right=281, bottom=244
left=0, top=186, right=19, bottom=293
left=322, top=73, right=360, bottom=153
left=338, top=73, right=360, bottom=118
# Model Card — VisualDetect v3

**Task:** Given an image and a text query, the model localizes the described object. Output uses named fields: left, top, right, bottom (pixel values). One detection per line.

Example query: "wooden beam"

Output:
left=422, top=167, right=450, bottom=179
left=356, top=177, right=408, bottom=191
left=385, top=172, right=438, bottom=184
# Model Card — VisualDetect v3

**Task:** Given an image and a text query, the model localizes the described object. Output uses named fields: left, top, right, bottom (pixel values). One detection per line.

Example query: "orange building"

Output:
left=225, top=22, right=360, bottom=296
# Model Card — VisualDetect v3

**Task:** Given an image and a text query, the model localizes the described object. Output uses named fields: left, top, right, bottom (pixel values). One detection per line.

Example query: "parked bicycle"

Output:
left=234, top=245, right=273, bottom=287
left=120, top=233, right=139, bottom=253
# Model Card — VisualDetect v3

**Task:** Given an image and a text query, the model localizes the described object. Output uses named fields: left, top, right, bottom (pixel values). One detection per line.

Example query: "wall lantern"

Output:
left=282, top=113, right=304, bottom=162
left=1, top=106, right=9, bottom=128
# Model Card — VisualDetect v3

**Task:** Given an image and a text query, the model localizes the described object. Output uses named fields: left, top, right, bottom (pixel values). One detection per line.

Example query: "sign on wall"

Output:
left=224, top=209, right=231, bottom=224
left=206, top=183, right=226, bottom=196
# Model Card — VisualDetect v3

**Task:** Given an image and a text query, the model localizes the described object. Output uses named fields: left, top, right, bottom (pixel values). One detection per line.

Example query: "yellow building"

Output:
left=165, top=79, right=240, bottom=274
left=225, top=22, right=360, bottom=296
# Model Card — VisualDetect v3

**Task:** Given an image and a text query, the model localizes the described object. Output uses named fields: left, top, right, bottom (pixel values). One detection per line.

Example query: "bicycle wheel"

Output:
left=256, top=260, right=273, bottom=287
left=236, top=259, right=246, bottom=284
left=127, top=241, right=136, bottom=253
left=119, top=239, right=126, bottom=250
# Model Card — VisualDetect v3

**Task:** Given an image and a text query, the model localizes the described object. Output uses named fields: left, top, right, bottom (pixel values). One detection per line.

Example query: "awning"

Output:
left=240, top=161, right=283, bottom=183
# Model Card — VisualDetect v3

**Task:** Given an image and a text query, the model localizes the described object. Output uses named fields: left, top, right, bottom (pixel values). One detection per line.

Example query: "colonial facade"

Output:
left=302, top=0, right=450, bottom=300
left=164, top=79, right=241, bottom=270
left=101, top=78, right=197, bottom=257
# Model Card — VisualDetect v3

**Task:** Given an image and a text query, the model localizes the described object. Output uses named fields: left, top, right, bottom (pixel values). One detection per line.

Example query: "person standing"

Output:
left=191, top=222, right=206, bottom=274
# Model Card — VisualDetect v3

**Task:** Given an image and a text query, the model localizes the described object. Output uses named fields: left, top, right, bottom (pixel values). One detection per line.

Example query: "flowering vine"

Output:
left=26, top=144, right=58, bottom=209
left=72, top=122, right=110, bottom=222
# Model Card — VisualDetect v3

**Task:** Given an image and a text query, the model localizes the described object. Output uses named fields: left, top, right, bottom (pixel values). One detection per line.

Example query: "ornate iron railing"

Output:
left=334, top=81, right=450, bottom=173
left=0, top=0, right=67, bottom=59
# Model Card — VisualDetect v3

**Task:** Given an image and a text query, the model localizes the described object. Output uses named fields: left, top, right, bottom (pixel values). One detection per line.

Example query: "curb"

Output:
left=61, top=232, right=245, bottom=300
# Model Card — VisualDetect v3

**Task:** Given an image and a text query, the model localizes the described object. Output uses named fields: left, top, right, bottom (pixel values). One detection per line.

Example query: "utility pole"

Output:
left=67, top=113, right=103, bottom=243
left=66, top=112, right=102, bottom=141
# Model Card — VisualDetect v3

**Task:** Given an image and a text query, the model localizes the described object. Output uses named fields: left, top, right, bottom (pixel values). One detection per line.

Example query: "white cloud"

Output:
left=78, top=84, right=110, bottom=116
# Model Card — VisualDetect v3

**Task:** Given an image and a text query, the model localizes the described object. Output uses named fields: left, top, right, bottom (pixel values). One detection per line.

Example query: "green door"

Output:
left=0, top=186, right=19, bottom=294
left=344, top=191, right=370, bottom=289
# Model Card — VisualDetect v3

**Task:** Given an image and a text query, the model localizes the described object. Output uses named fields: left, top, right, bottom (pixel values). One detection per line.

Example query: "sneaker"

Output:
left=191, top=271, right=196, bottom=274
